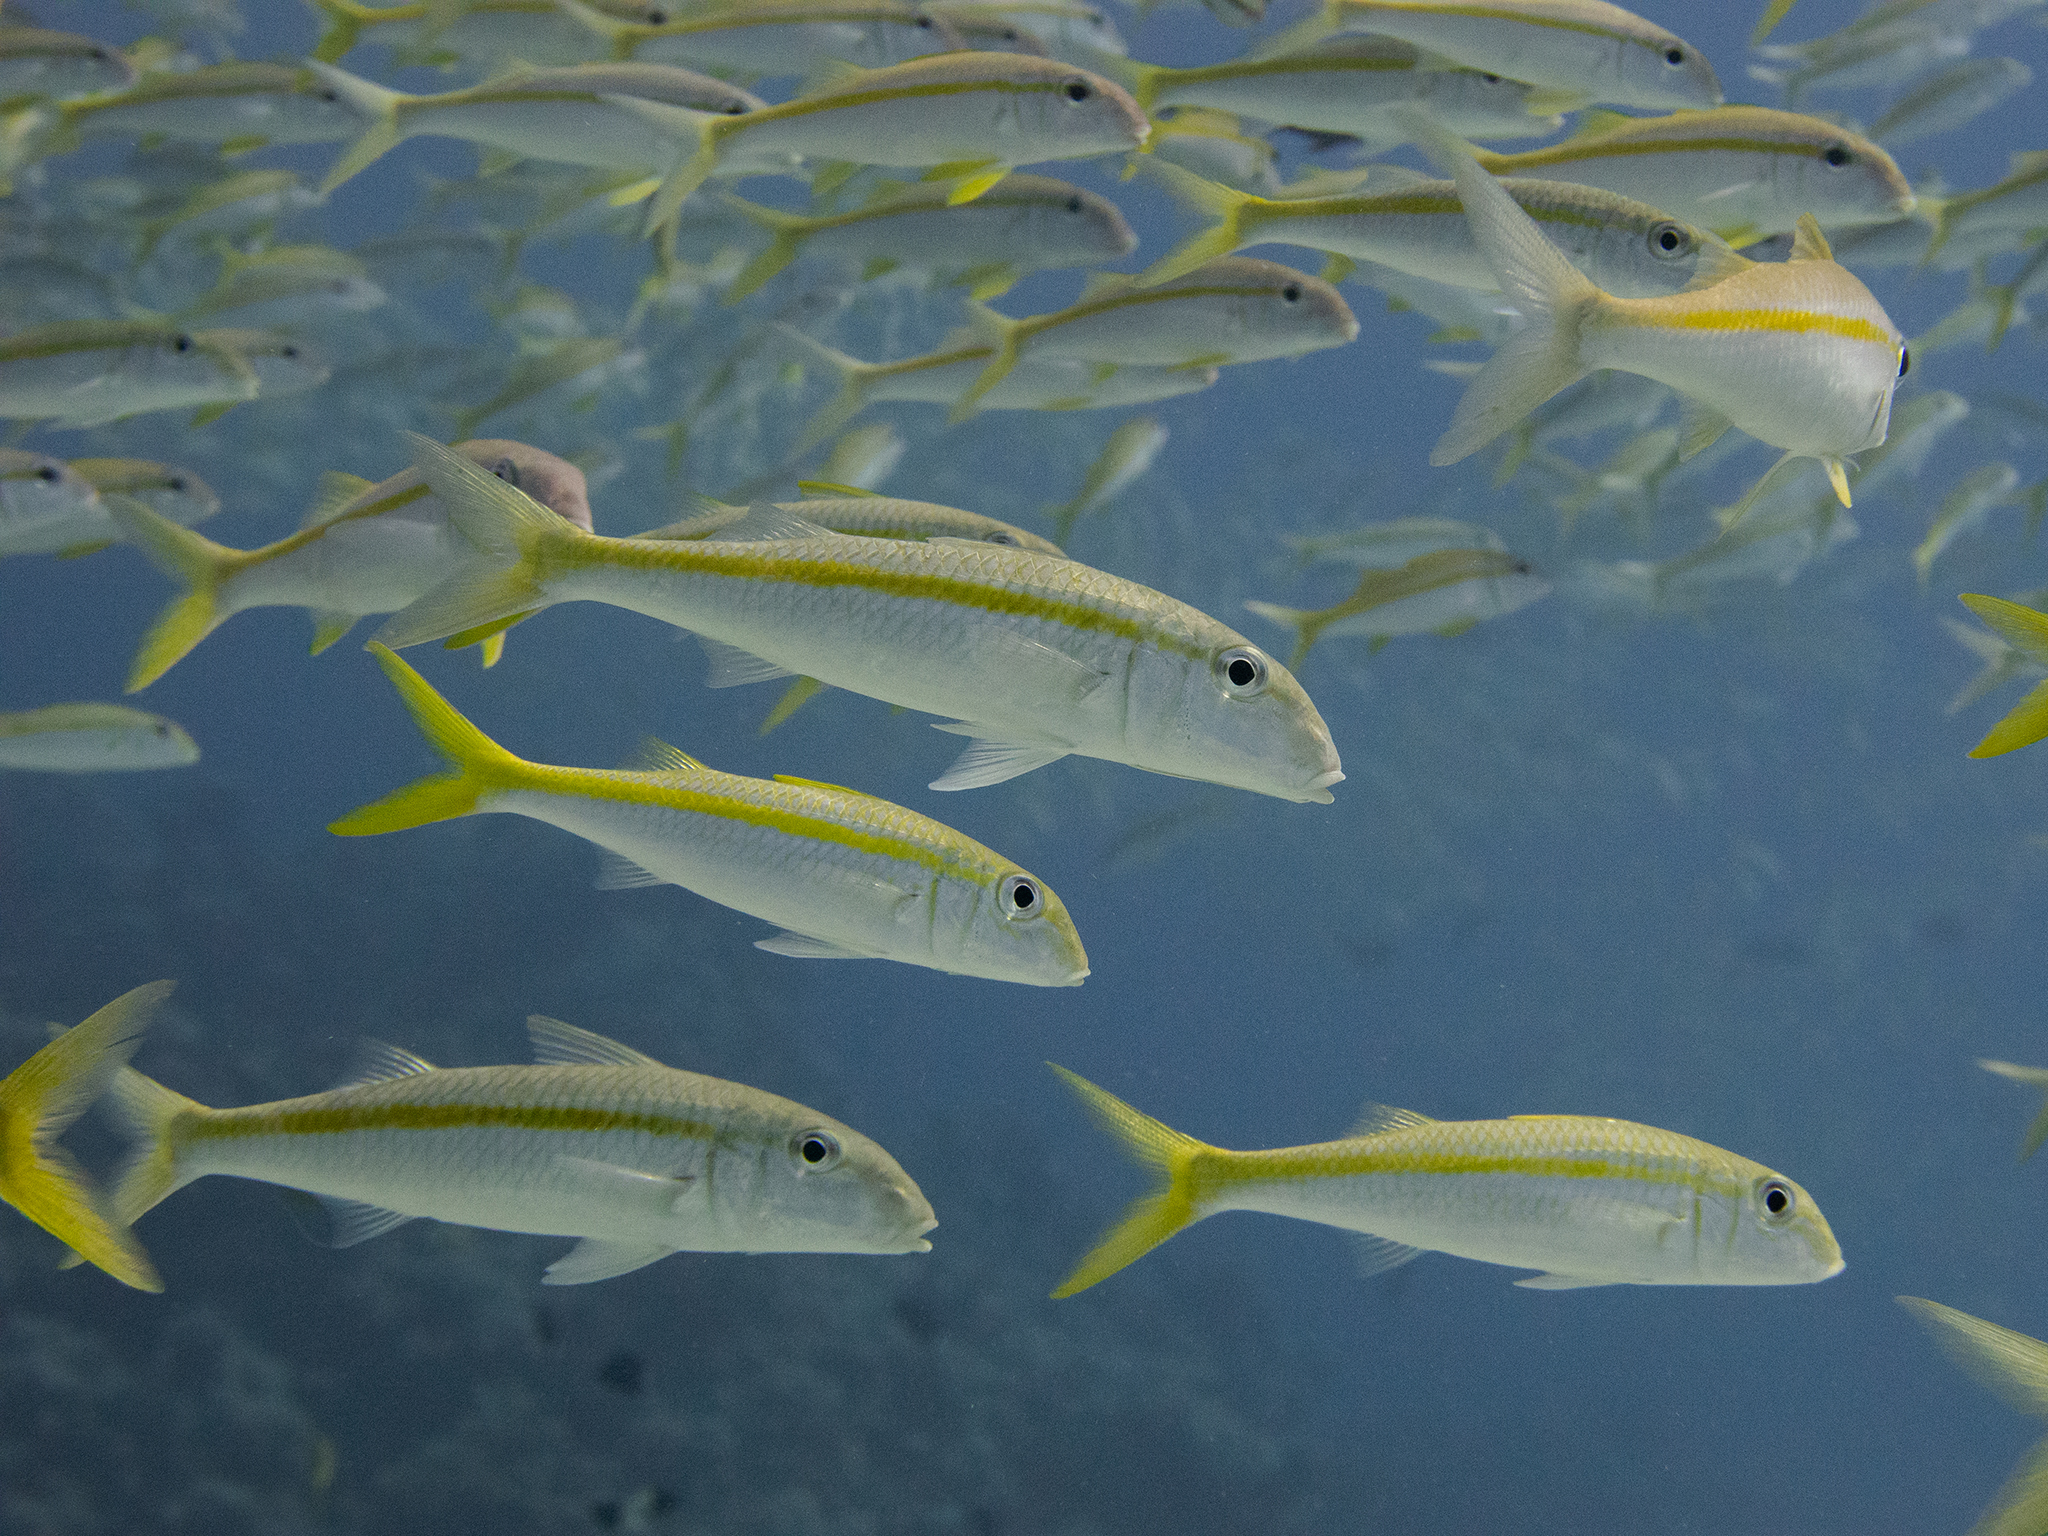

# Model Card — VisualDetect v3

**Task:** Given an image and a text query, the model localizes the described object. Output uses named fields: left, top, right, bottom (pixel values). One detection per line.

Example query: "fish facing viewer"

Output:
left=1, top=981, right=174, bottom=1293
left=1423, top=124, right=1907, bottom=514
left=334, top=644, right=1090, bottom=986
left=376, top=435, right=1343, bottom=803
left=1897, top=1297, right=2048, bottom=1536
left=1047, top=1065, right=1843, bottom=1296
left=108, top=1014, right=937, bottom=1285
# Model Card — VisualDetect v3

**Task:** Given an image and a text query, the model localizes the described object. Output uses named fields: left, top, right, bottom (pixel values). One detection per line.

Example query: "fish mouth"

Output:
left=1305, top=768, right=1345, bottom=803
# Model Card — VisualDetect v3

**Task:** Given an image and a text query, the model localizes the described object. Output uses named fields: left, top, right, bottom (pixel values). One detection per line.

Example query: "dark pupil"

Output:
left=282, top=345, right=299, bottom=357
left=1066, top=196, right=1082, bottom=212
left=648, top=8, right=667, bottom=20
left=1657, top=228, right=1679, bottom=251
left=1765, top=1186, right=1789, bottom=1214
left=1824, top=145, right=1849, bottom=166
left=1065, top=81, right=1089, bottom=101
left=1228, top=657, right=1257, bottom=687
left=1898, top=346, right=1910, bottom=377
left=1012, top=882, right=1036, bottom=909
left=1281, top=285, right=1300, bottom=301
left=917, top=14, right=931, bottom=24
left=169, top=477, right=187, bottom=490
left=494, top=459, right=520, bottom=485
left=174, top=335, right=192, bottom=351
left=988, top=532, right=1015, bottom=543
left=36, top=466, right=57, bottom=480
left=802, top=1138, right=828, bottom=1163
left=1481, top=72, right=1500, bottom=82
left=1665, top=46, right=1683, bottom=63
left=724, top=103, right=744, bottom=113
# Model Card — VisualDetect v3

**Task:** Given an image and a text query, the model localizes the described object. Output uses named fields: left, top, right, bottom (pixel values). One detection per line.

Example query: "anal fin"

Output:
left=543, top=1237, right=677, bottom=1285
left=754, top=930, right=875, bottom=960
left=279, top=1189, right=419, bottom=1248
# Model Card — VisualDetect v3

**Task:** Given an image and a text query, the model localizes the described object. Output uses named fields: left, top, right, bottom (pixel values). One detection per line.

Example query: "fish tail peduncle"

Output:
left=105, top=495, right=245, bottom=692
left=306, top=0, right=372, bottom=63
left=329, top=644, right=527, bottom=836
left=308, top=61, right=407, bottom=194
left=1048, top=1064, right=1214, bottom=1297
left=1136, top=160, right=1253, bottom=287
left=1, top=982, right=177, bottom=1292
left=779, top=326, right=874, bottom=454
left=642, top=116, right=723, bottom=244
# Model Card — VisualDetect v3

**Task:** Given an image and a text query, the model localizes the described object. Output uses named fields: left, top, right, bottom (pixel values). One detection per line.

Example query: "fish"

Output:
left=312, top=59, right=774, bottom=194
left=0, top=320, right=260, bottom=429
left=776, top=325, right=1220, bottom=450
left=1896, top=1296, right=2048, bottom=1536
left=639, top=489, right=1065, bottom=556
left=333, top=644, right=1091, bottom=985
left=0, top=450, right=110, bottom=558
left=376, top=436, right=1344, bottom=802
left=309, top=0, right=683, bottom=71
left=0, top=981, right=173, bottom=1293
left=1470, top=107, right=1915, bottom=246
left=1979, top=1058, right=2048, bottom=1159
left=1870, top=56, right=2033, bottom=146
left=1954, top=594, right=2048, bottom=757
left=952, top=257, right=1358, bottom=416
left=817, top=424, right=905, bottom=491
left=1272, top=0, right=1722, bottom=113
left=0, top=27, right=138, bottom=103
left=1424, top=126, right=1908, bottom=517
left=1282, top=515, right=1501, bottom=568
left=1146, top=106, right=1284, bottom=196
left=721, top=173, right=1136, bottom=303
left=0, top=705, right=198, bottom=771
left=1926, top=149, right=2048, bottom=262
left=105, top=1010, right=938, bottom=1284
left=1047, top=1064, right=1843, bottom=1295
left=1046, top=415, right=1168, bottom=543
left=177, top=243, right=387, bottom=328
left=109, top=439, right=593, bottom=689
left=1138, top=158, right=1754, bottom=298
left=641, top=53, right=1151, bottom=236
left=72, top=458, right=221, bottom=533
left=1912, top=462, right=2022, bottom=586
left=55, top=62, right=371, bottom=152
left=1246, top=546, right=1549, bottom=666
left=550, top=0, right=966, bottom=78
left=133, top=168, right=324, bottom=259
left=1127, top=34, right=1563, bottom=147
left=927, top=0, right=1128, bottom=60
left=450, top=335, right=643, bottom=440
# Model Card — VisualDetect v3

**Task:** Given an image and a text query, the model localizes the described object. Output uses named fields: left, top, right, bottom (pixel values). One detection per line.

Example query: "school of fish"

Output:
left=2, top=0, right=2047, bottom=1526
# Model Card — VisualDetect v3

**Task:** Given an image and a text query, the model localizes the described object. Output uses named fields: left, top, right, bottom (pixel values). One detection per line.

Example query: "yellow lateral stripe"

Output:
left=524, top=762, right=999, bottom=878
left=1339, top=0, right=1655, bottom=42
left=577, top=538, right=1195, bottom=656
left=1612, top=307, right=1893, bottom=343
left=753, top=76, right=1072, bottom=126
left=190, top=1098, right=723, bottom=1143
left=1162, top=55, right=1415, bottom=83
left=1208, top=1144, right=1744, bottom=1195
left=1483, top=136, right=1831, bottom=170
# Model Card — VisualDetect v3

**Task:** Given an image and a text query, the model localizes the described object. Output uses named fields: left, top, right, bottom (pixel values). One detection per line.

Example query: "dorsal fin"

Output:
left=1790, top=212, right=1833, bottom=262
left=796, top=58, right=866, bottom=98
left=1080, top=270, right=1136, bottom=300
left=774, top=772, right=880, bottom=798
left=527, top=1014, right=665, bottom=1069
left=1349, top=1102, right=1436, bottom=1137
left=620, top=737, right=706, bottom=774
left=339, top=1040, right=436, bottom=1086
left=1677, top=234, right=1755, bottom=293
left=301, top=471, right=375, bottom=528
left=713, top=502, right=835, bottom=541
left=796, top=480, right=878, bottom=498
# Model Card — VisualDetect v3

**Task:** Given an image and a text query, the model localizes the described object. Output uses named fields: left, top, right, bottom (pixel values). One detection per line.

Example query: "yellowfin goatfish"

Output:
left=1913, top=463, right=2023, bottom=587
left=178, top=244, right=387, bottom=329
left=312, top=60, right=771, bottom=194
left=1146, top=107, right=1283, bottom=196
left=110, top=440, right=593, bottom=690
left=721, top=174, right=1136, bottom=304
left=776, top=326, right=1219, bottom=451
left=0, top=28, right=137, bottom=102
left=1275, top=0, right=1722, bottom=113
left=0, top=982, right=174, bottom=1292
left=1954, top=595, right=2048, bottom=758
left=0, top=321, right=260, bottom=429
left=927, top=0, right=1127, bottom=60
left=377, top=436, right=1343, bottom=801
left=1246, top=545, right=1548, bottom=666
left=134, top=169, right=323, bottom=259
left=56, top=62, right=371, bottom=151
left=641, top=489, right=1065, bottom=556
left=1471, top=107, right=1914, bottom=246
left=552, top=0, right=966, bottom=77
left=951, top=257, right=1358, bottom=417
left=71, top=459, right=219, bottom=531
left=0, top=705, right=198, bottom=772
left=1896, top=1297, right=2048, bottom=1536
left=1, top=450, right=110, bottom=558
left=1138, top=158, right=1752, bottom=297
left=1128, top=35, right=1562, bottom=148
left=336, top=645, right=1090, bottom=984
left=106, top=1011, right=937, bottom=1284
left=1870, top=56, right=2032, bottom=147
left=1426, top=129, right=1908, bottom=515
left=1926, top=150, right=2048, bottom=262
left=1048, top=1064, right=1843, bottom=1295
left=642, top=53, right=1151, bottom=234
left=307, top=0, right=675, bottom=71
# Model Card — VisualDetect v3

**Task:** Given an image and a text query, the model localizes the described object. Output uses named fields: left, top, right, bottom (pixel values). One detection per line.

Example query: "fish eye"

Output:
left=1663, top=45, right=1684, bottom=65
left=1898, top=346, right=1910, bottom=378
left=999, top=872, right=1042, bottom=919
left=35, top=464, right=58, bottom=481
left=984, top=530, right=1018, bottom=544
left=1823, top=143, right=1851, bottom=168
left=318, top=87, right=339, bottom=103
left=90, top=47, right=111, bottom=61
left=169, top=476, right=188, bottom=490
left=1646, top=220, right=1692, bottom=258
left=1215, top=645, right=1268, bottom=696
left=1065, top=195, right=1083, bottom=212
left=916, top=13, right=933, bottom=25
left=790, top=1129, right=842, bottom=1170
left=152, top=722, right=169, bottom=736
left=280, top=344, right=300, bottom=358
left=1756, top=1177, right=1796, bottom=1223
left=1481, top=72, right=1501, bottom=83
left=1064, top=80, right=1091, bottom=102
left=173, top=334, right=192, bottom=351
left=491, top=457, right=521, bottom=486
left=647, top=6, right=668, bottom=20
left=723, top=102, right=746, bottom=113
left=1281, top=283, right=1301, bottom=301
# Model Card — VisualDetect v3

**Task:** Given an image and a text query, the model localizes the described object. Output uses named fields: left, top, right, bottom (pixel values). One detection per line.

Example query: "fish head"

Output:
left=939, top=864, right=1091, bottom=987
left=1019, top=178, right=1138, bottom=263
left=0, top=448, right=100, bottom=526
left=1173, top=257, right=1357, bottom=360
left=990, top=56, right=1149, bottom=157
left=454, top=440, right=594, bottom=532
left=1614, top=30, right=1723, bottom=112
left=1572, top=199, right=1743, bottom=300
left=1418, top=71, right=1565, bottom=143
left=752, top=1116, right=938, bottom=1254
left=1783, top=124, right=1916, bottom=227
left=194, top=329, right=328, bottom=400
left=1714, top=1167, right=1844, bottom=1285
left=1132, top=632, right=1343, bottom=803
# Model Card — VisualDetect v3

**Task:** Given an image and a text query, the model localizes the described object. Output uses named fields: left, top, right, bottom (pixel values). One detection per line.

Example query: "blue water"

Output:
left=5, top=0, right=2048, bottom=1529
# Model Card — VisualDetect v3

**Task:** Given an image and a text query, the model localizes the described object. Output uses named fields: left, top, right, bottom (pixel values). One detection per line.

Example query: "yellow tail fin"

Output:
left=328, top=643, right=527, bottom=836
left=949, top=308, right=1023, bottom=423
left=1981, top=1060, right=2048, bottom=1159
left=1048, top=1063, right=1212, bottom=1297
left=1136, top=159, right=1254, bottom=287
left=105, top=496, right=245, bottom=691
left=722, top=196, right=813, bottom=304
left=0, top=981, right=176, bottom=1292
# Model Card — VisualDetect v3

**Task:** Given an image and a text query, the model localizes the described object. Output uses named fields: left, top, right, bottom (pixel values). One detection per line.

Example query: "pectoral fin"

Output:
left=543, top=1237, right=677, bottom=1285
left=699, top=634, right=798, bottom=688
left=928, top=733, right=1071, bottom=790
left=754, top=930, right=876, bottom=959
left=279, top=1190, right=418, bottom=1248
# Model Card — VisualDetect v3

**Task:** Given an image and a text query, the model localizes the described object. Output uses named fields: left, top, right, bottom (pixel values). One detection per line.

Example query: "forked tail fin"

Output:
left=1047, top=1063, right=1213, bottom=1297
left=328, top=643, right=527, bottom=836
left=105, top=495, right=248, bottom=691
